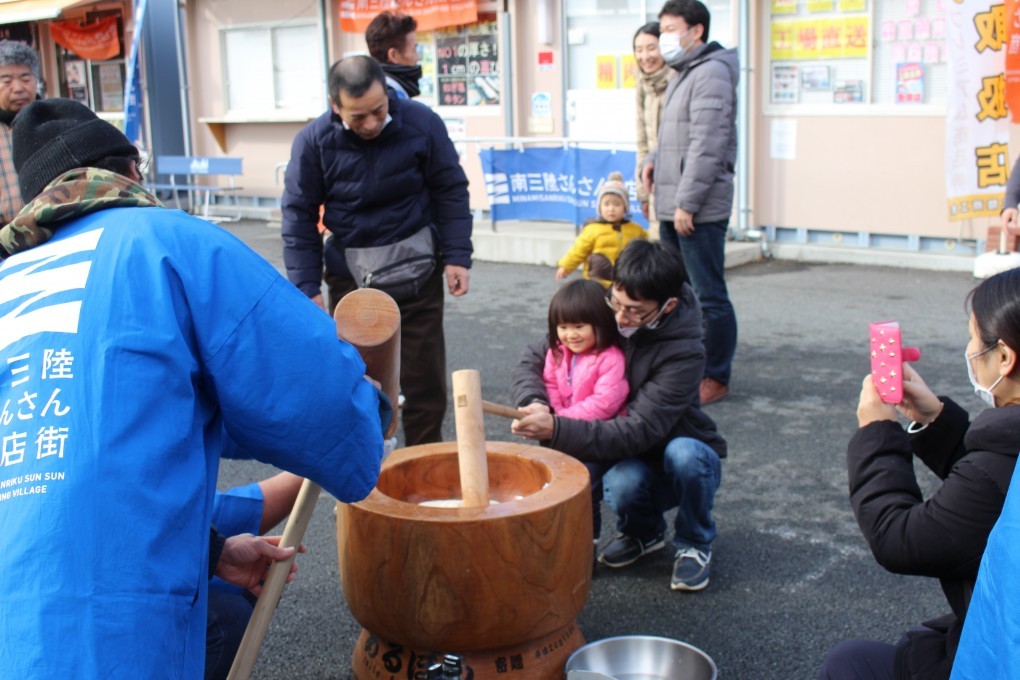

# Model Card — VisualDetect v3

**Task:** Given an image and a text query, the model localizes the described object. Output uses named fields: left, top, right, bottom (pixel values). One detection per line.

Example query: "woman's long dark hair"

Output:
left=633, top=21, right=661, bottom=48
left=969, top=268, right=1020, bottom=368
left=547, top=279, right=621, bottom=362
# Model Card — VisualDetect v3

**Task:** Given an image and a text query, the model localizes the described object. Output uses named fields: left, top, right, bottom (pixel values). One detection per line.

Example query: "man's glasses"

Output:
left=605, top=293, right=663, bottom=324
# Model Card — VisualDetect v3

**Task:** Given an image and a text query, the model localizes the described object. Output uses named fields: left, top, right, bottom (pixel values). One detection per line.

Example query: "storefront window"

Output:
left=565, top=0, right=733, bottom=91
left=416, top=16, right=500, bottom=110
left=221, top=22, right=324, bottom=116
left=563, top=1, right=732, bottom=142
left=766, top=0, right=948, bottom=111
left=54, top=10, right=126, bottom=116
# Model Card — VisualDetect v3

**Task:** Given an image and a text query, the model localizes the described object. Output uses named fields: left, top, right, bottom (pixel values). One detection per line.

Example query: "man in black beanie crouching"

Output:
left=0, top=99, right=387, bottom=678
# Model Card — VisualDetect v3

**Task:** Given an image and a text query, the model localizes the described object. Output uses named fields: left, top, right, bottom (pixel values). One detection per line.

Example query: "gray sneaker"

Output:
left=598, top=532, right=666, bottom=568
left=671, top=546, right=711, bottom=591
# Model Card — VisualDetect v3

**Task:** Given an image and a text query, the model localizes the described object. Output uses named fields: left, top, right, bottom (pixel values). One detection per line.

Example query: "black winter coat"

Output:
left=847, top=398, right=1020, bottom=680
left=280, top=96, right=472, bottom=297
left=510, top=283, right=726, bottom=465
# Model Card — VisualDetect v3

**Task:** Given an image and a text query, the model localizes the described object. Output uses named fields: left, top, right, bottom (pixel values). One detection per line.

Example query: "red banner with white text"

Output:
left=50, top=17, right=120, bottom=61
left=339, top=0, right=477, bottom=33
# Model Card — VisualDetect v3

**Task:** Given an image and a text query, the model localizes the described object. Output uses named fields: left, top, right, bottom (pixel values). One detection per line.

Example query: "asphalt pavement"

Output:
left=216, top=219, right=978, bottom=679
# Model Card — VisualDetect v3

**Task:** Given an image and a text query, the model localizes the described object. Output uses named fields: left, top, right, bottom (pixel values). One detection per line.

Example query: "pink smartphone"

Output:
left=870, top=321, right=922, bottom=403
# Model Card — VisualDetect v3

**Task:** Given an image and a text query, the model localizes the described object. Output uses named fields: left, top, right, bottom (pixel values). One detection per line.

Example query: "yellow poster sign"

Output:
left=838, top=0, right=866, bottom=11
left=808, top=0, right=834, bottom=11
left=795, top=20, right=821, bottom=59
left=843, top=16, right=869, bottom=58
left=596, top=55, right=618, bottom=89
left=773, top=17, right=870, bottom=60
left=771, top=20, right=797, bottom=60
left=772, top=0, right=797, bottom=15
left=818, top=18, right=844, bottom=58
left=621, top=54, right=638, bottom=89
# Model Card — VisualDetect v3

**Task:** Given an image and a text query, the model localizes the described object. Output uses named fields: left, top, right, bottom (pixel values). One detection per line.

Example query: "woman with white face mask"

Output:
left=633, top=22, right=674, bottom=233
left=820, top=267, right=1020, bottom=680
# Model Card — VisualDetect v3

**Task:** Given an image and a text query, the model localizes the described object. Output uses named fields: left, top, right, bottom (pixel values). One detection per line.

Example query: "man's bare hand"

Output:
left=641, top=163, right=654, bottom=197
left=674, top=208, right=695, bottom=236
left=511, top=411, right=554, bottom=441
left=445, top=265, right=470, bottom=297
left=216, top=534, right=307, bottom=597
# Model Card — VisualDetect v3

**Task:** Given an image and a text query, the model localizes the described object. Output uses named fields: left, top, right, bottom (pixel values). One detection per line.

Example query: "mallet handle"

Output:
left=227, top=478, right=320, bottom=679
left=452, top=369, right=490, bottom=507
left=481, top=400, right=527, bottom=420
left=227, top=289, right=401, bottom=679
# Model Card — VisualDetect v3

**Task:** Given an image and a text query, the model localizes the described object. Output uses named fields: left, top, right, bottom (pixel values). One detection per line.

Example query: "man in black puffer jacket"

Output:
left=512, top=240, right=727, bottom=592
left=282, top=55, right=472, bottom=446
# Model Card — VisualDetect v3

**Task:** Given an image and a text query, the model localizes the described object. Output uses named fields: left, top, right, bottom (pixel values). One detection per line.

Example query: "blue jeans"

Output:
left=206, top=589, right=254, bottom=680
left=602, top=437, right=721, bottom=551
left=817, top=638, right=896, bottom=680
left=585, top=460, right=613, bottom=542
left=659, top=220, right=737, bottom=385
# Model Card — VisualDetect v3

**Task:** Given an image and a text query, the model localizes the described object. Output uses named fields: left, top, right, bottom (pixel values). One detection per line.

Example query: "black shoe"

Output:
left=598, top=532, right=666, bottom=568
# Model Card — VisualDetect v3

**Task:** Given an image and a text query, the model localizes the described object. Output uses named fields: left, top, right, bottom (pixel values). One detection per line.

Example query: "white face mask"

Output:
left=966, top=345, right=1004, bottom=407
left=643, top=299, right=674, bottom=330
left=658, top=28, right=691, bottom=65
left=616, top=298, right=675, bottom=338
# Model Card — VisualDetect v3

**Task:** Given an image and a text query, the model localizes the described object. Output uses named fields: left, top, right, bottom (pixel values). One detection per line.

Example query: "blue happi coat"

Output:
left=0, top=207, right=383, bottom=677
left=951, top=460, right=1020, bottom=679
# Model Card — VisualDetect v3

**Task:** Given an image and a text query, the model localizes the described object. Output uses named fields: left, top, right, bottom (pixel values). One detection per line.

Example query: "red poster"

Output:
left=1006, top=0, right=1020, bottom=122
left=340, top=0, right=478, bottom=33
left=49, top=17, right=120, bottom=61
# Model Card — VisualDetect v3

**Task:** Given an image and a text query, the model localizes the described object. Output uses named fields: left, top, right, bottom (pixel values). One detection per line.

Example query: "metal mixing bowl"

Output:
left=564, top=635, right=718, bottom=680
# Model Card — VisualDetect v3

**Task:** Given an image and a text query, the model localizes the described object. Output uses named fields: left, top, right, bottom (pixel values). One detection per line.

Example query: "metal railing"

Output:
left=271, top=137, right=765, bottom=252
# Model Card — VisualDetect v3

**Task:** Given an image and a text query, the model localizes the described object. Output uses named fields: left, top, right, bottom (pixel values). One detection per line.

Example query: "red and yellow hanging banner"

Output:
left=339, top=0, right=478, bottom=33
left=1006, top=0, right=1020, bottom=122
left=945, top=0, right=1010, bottom=220
left=50, top=17, right=120, bottom=61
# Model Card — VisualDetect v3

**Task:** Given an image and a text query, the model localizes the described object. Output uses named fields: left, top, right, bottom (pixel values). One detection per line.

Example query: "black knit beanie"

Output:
left=13, top=98, right=138, bottom=202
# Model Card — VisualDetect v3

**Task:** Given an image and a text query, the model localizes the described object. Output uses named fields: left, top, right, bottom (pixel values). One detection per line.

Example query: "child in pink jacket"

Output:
left=540, top=279, right=628, bottom=542
left=543, top=279, right=628, bottom=420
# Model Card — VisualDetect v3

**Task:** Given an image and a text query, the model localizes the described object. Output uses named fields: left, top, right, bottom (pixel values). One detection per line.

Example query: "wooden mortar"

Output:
left=338, top=441, right=592, bottom=679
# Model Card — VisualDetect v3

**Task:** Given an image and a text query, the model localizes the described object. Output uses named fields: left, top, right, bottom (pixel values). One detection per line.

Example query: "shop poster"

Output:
left=945, top=0, right=1010, bottom=220
left=895, top=63, right=924, bottom=103
left=596, top=55, right=617, bottom=89
left=772, top=0, right=797, bottom=15
left=771, top=17, right=869, bottom=60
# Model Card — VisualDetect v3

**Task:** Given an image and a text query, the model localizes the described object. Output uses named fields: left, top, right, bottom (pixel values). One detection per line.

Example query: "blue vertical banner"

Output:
left=123, top=0, right=148, bottom=144
left=479, top=146, right=648, bottom=228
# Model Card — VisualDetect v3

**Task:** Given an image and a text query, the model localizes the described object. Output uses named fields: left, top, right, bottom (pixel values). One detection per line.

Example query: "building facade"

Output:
left=1, top=0, right=1011, bottom=258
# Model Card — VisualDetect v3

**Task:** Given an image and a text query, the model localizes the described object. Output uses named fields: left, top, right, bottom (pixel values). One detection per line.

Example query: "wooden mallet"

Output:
left=452, top=369, right=491, bottom=507
left=227, top=289, right=401, bottom=680
left=481, top=400, right=527, bottom=420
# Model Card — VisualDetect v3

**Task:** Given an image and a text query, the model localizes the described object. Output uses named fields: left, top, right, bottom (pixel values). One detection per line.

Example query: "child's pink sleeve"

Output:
left=553, top=346, right=628, bottom=420
left=542, top=349, right=567, bottom=413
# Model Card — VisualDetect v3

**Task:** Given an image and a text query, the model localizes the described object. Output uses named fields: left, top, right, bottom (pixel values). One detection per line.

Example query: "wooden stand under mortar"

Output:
left=338, top=370, right=593, bottom=679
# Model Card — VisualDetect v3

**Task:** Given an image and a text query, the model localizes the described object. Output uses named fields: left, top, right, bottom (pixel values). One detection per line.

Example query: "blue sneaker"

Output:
left=671, top=546, right=711, bottom=591
left=598, top=532, right=666, bottom=568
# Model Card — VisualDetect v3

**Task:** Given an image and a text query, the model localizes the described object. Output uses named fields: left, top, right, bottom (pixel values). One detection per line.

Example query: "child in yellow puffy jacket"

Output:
left=556, top=171, right=648, bottom=288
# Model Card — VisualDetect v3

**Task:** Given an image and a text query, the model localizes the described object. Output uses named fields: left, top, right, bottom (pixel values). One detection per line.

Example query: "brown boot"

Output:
left=699, top=377, right=729, bottom=405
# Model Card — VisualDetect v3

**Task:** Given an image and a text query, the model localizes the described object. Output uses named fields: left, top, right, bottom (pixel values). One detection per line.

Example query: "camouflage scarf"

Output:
left=0, top=167, right=162, bottom=258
